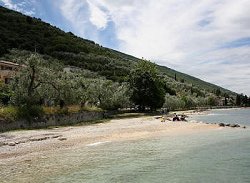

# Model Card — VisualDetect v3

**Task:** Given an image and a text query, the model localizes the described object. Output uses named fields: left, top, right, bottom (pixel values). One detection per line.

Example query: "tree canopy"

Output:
left=129, top=60, right=165, bottom=111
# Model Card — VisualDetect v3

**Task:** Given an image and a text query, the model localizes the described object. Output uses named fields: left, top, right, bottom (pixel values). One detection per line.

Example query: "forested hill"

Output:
left=0, top=6, right=234, bottom=95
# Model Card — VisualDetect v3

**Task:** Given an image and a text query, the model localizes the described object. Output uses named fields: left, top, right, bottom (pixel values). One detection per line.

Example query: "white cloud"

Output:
left=184, top=46, right=250, bottom=95
left=59, top=0, right=90, bottom=38
left=59, top=0, right=108, bottom=42
left=1, top=0, right=16, bottom=9
left=86, top=0, right=250, bottom=95
left=86, top=0, right=109, bottom=29
left=0, top=0, right=35, bottom=15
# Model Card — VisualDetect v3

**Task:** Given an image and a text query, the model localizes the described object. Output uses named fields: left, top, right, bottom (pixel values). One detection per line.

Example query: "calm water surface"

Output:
left=1, top=109, right=250, bottom=183
left=190, top=108, right=250, bottom=126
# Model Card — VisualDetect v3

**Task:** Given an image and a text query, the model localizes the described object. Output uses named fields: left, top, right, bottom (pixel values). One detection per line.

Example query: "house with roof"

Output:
left=0, top=60, right=21, bottom=84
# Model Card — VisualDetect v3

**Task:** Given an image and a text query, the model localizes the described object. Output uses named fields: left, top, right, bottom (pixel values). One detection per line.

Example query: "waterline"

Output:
left=86, top=141, right=111, bottom=147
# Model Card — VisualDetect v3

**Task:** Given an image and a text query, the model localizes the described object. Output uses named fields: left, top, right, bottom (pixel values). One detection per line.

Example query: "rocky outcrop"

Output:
left=0, top=134, right=64, bottom=148
left=218, top=123, right=244, bottom=128
left=218, top=123, right=225, bottom=127
left=229, top=124, right=240, bottom=128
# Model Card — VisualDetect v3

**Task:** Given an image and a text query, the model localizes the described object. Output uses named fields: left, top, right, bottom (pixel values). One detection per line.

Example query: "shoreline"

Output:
left=1, top=111, right=249, bottom=183
left=0, top=114, right=220, bottom=162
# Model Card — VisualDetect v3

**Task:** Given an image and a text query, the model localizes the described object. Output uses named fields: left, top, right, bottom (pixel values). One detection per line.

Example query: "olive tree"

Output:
left=86, top=79, right=131, bottom=110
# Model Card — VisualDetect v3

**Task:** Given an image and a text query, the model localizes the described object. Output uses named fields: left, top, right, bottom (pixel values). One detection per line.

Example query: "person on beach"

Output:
left=180, top=115, right=186, bottom=121
left=173, top=114, right=180, bottom=121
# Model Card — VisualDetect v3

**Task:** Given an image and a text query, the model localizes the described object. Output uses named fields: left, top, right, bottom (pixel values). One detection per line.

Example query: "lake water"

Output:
left=1, top=108, right=250, bottom=183
left=190, top=108, right=250, bottom=126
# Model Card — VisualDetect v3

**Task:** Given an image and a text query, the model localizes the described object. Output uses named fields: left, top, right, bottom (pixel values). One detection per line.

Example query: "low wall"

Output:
left=0, top=111, right=105, bottom=132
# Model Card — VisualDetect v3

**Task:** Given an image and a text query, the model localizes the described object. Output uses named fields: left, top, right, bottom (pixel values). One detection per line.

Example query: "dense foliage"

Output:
left=1, top=54, right=131, bottom=114
left=236, top=94, right=250, bottom=107
left=0, top=51, right=249, bottom=122
left=0, top=6, right=237, bottom=95
left=0, top=81, right=12, bottom=105
left=129, top=60, right=165, bottom=111
left=0, top=6, right=136, bottom=82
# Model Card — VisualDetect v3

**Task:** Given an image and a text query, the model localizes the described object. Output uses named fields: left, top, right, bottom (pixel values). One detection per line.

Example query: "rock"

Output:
left=30, top=136, right=50, bottom=142
left=243, top=126, right=246, bottom=129
left=8, top=142, right=16, bottom=146
left=51, top=135, right=61, bottom=139
left=58, top=137, right=67, bottom=141
left=155, top=116, right=162, bottom=119
left=230, top=124, right=240, bottom=128
left=225, top=124, right=230, bottom=127
left=19, top=140, right=27, bottom=144
left=218, top=123, right=225, bottom=127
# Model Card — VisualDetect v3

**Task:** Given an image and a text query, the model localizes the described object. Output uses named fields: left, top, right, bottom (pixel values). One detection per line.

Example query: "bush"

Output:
left=0, top=82, right=12, bottom=105
left=16, top=105, right=44, bottom=121
left=56, top=107, right=69, bottom=115
left=0, top=106, right=18, bottom=121
left=80, top=105, right=103, bottom=112
left=163, top=95, right=185, bottom=110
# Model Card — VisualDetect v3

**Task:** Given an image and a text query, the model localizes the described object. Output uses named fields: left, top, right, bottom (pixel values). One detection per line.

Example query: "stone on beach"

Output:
left=218, top=123, right=225, bottom=127
left=230, top=124, right=240, bottom=128
left=218, top=123, right=242, bottom=128
left=58, top=137, right=67, bottom=141
left=8, top=142, right=16, bottom=146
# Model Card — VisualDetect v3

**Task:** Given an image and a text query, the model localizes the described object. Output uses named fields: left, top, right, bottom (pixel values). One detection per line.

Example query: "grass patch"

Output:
left=111, top=112, right=147, bottom=119
left=43, top=105, right=103, bottom=115
left=1, top=105, right=44, bottom=122
left=80, top=105, right=103, bottom=112
left=0, top=106, right=18, bottom=122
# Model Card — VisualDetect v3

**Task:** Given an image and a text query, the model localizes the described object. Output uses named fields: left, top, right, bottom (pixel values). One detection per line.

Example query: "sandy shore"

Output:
left=0, top=115, right=219, bottom=163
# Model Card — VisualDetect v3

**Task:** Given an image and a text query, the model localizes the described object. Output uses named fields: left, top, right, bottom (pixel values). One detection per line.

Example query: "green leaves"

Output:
left=8, top=53, right=131, bottom=111
left=129, top=60, right=165, bottom=111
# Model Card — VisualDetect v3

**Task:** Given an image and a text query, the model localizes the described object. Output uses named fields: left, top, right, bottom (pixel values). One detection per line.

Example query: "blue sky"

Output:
left=1, top=0, right=250, bottom=95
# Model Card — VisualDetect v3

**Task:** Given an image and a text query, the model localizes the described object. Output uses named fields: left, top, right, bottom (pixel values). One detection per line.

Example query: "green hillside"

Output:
left=0, top=6, right=235, bottom=96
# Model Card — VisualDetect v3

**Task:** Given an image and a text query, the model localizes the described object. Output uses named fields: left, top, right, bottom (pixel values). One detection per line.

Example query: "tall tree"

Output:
left=129, top=60, right=165, bottom=111
left=11, top=54, right=45, bottom=106
left=236, top=94, right=241, bottom=106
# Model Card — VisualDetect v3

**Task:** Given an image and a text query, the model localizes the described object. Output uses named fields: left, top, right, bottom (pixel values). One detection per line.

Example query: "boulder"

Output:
left=230, top=124, right=240, bottom=128
left=8, top=142, right=16, bottom=146
left=58, top=137, right=67, bottom=141
left=218, top=123, right=225, bottom=127
left=51, top=135, right=61, bottom=139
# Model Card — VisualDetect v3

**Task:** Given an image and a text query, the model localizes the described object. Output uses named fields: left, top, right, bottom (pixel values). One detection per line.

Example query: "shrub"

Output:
left=56, top=107, right=69, bottom=115
left=0, top=106, right=18, bottom=121
left=16, top=105, right=44, bottom=121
